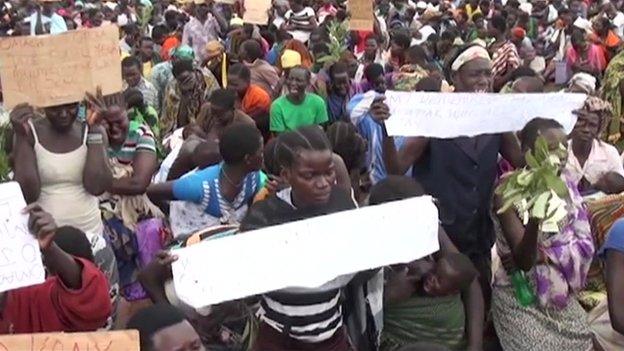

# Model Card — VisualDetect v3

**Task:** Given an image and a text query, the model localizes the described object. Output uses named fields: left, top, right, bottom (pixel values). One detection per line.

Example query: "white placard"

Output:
left=384, top=92, right=587, bottom=137
left=0, top=182, right=45, bottom=292
left=172, top=196, right=440, bottom=308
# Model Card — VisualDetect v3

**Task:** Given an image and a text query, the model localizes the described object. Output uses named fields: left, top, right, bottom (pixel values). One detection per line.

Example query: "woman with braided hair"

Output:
left=565, top=96, right=624, bottom=195
left=241, top=125, right=366, bottom=351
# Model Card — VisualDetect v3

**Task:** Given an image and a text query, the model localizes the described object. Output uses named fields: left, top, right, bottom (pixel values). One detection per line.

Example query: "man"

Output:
left=327, top=62, right=356, bottom=123
left=120, top=23, right=140, bottom=55
left=122, top=56, right=159, bottom=113
left=29, top=0, right=67, bottom=35
left=182, top=0, right=227, bottom=64
left=227, top=64, right=271, bottom=136
left=150, top=45, right=195, bottom=112
left=239, top=39, right=280, bottom=98
left=0, top=205, right=112, bottom=333
left=603, top=2, right=624, bottom=37
left=137, top=36, right=162, bottom=78
left=270, top=66, right=328, bottom=134
left=127, top=304, right=205, bottom=351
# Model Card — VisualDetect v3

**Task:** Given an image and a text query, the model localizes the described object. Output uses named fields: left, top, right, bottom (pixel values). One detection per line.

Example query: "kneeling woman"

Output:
left=241, top=126, right=358, bottom=351
left=492, top=118, right=594, bottom=350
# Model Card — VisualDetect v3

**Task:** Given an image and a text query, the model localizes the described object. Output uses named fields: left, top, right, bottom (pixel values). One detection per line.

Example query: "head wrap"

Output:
left=230, top=16, right=243, bottom=27
left=451, top=45, right=491, bottom=71
left=171, top=45, right=195, bottom=60
left=281, top=49, right=302, bottom=69
left=511, top=27, right=527, bottom=41
left=205, top=40, right=225, bottom=59
left=568, top=72, right=596, bottom=95
left=581, top=96, right=613, bottom=115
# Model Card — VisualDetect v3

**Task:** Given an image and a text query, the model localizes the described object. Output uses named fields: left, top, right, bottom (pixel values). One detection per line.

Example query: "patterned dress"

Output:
left=492, top=173, right=594, bottom=350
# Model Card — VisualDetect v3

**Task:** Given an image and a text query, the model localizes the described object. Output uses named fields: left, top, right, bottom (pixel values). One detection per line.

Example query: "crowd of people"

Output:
left=2, top=0, right=624, bottom=350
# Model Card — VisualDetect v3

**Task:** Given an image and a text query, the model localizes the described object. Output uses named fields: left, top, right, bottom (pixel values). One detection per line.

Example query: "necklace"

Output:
left=220, top=167, right=243, bottom=188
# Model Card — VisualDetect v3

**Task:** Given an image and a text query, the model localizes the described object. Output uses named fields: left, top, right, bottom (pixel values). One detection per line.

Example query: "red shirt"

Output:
left=0, top=258, right=112, bottom=334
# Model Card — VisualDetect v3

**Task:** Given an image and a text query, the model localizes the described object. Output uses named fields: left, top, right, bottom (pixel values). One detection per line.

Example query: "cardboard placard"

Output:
left=215, top=0, right=236, bottom=4
left=0, top=182, right=45, bottom=293
left=0, top=330, right=140, bottom=351
left=349, top=0, right=374, bottom=31
left=0, top=25, right=122, bottom=109
left=242, top=0, right=271, bottom=25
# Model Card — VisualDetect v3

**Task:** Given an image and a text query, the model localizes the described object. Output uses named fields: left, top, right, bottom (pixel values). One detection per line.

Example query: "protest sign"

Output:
left=0, top=330, right=140, bottom=351
left=215, top=0, right=236, bottom=4
left=382, top=92, right=587, bottom=138
left=243, top=0, right=271, bottom=25
left=349, top=0, right=374, bottom=30
left=172, top=196, right=440, bottom=308
left=0, top=182, right=44, bottom=293
left=0, top=25, right=122, bottom=109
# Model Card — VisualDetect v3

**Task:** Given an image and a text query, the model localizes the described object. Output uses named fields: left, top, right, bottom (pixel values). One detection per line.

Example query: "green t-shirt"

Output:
left=270, top=93, right=328, bottom=133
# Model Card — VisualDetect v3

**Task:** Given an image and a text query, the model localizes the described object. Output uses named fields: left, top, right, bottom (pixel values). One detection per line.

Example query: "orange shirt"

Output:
left=242, top=84, right=271, bottom=114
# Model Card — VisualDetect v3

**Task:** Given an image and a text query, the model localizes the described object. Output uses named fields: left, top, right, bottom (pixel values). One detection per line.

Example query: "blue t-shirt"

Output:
left=172, top=164, right=266, bottom=218
left=348, top=92, right=405, bottom=184
left=600, top=218, right=624, bottom=256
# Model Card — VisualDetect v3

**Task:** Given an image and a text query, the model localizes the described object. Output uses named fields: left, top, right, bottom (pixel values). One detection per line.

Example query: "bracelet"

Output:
left=87, top=133, right=104, bottom=145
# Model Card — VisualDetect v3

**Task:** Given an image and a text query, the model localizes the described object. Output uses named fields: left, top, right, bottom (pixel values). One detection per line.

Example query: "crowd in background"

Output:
left=1, top=0, right=624, bottom=350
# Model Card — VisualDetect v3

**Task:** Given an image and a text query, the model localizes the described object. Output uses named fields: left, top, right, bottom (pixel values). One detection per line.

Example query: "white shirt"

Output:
left=566, top=139, right=624, bottom=186
left=612, top=12, right=624, bottom=37
left=284, top=7, right=315, bottom=43
left=28, top=12, right=67, bottom=36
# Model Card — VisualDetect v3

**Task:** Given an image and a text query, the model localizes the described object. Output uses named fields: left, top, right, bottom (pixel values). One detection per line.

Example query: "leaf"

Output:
left=530, top=192, right=551, bottom=219
left=543, top=172, right=568, bottom=197
left=525, top=150, right=539, bottom=169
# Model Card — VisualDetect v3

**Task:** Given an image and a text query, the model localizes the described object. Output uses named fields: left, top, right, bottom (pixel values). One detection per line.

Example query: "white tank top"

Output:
left=30, top=120, right=105, bottom=249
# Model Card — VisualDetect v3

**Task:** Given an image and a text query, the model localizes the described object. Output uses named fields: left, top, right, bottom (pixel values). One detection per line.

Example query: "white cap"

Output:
left=416, top=1, right=427, bottom=9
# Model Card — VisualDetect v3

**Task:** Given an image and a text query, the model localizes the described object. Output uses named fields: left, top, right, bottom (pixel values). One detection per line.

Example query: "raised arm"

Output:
left=83, top=125, right=113, bottom=196
left=494, top=194, right=541, bottom=271
left=11, top=104, right=41, bottom=203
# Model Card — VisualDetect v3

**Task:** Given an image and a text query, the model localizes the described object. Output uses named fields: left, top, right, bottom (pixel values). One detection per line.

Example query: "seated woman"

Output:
left=565, top=96, right=624, bottom=195
left=492, top=118, right=594, bottom=350
left=0, top=206, right=111, bottom=333
left=100, top=106, right=163, bottom=301
left=147, top=124, right=266, bottom=239
left=369, top=176, right=484, bottom=351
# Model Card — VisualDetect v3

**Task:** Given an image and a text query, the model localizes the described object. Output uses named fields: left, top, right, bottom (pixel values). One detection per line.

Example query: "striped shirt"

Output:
left=108, top=121, right=157, bottom=165
left=254, top=188, right=354, bottom=343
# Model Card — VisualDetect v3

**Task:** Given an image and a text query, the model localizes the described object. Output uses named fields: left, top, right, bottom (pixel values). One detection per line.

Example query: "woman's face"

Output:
left=525, top=127, right=568, bottom=166
left=282, top=149, right=335, bottom=207
left=572, top=110, right=600, bottom=143
left=364, top=38, right=379, bottom=57
left=44, top=103, right=79, bottom=132
left=390, top=40, right=404, bottom=58
left=102, top=107, right=129, bottom=147
left=452, top=58, right=493, bottom=93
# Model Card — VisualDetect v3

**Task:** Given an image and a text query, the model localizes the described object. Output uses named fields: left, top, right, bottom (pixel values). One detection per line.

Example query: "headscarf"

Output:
left=576, top=96, right=613, bottom=138
left=205, top=40, right=227, bottom=87
left=568, top=72, right=597, bottom=95
left=511, top=27, right=526, bottom=41
left=601, top=50, right=624, bottom=148
left=279, top=40, right=314, bottom=70
left=281, top=49, right=302, bottom=69
left=450, top=45, right=491, bottom=72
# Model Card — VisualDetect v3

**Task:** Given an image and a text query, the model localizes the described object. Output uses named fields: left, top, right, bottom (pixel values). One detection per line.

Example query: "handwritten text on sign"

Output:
left=0, top=25, right=122, bottom=109
left=0, top=182, right=44, bottom=293
left=349, top=0, right=374, bottom=30
left=0, top=330, right=139, bottom=351
left=172, top=196, right=440, bottom=308
left=383, top=92, right=587, bottom=138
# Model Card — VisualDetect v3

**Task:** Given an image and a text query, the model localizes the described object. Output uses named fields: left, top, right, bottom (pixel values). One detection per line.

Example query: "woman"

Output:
left=488, top=14, right=521, bottom=91
left=591, top=16, right=622, bottom=62
left=492, top=118, right=594, bottom=350
left=565, top=96, right=624, bottom=195
left=566, top=29, right=607, bottom=78
left=355, top=34, right=386, bottom=84
left=99, top=103, right=162, bottom=301
left=10, top=97, right=119, bottom=325
left=372, top=176, right=484, bottom=351
left=161, top=59, right=218, bottom=139
left=368, top=44, right=523, bottom=305
left=240, top=126, right=359, bottom=351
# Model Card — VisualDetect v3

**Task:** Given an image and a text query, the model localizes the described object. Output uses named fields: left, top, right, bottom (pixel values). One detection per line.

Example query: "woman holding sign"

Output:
left=369, top=44, right=524, bottom=308
left=10, top=93, right=120, bottom=325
